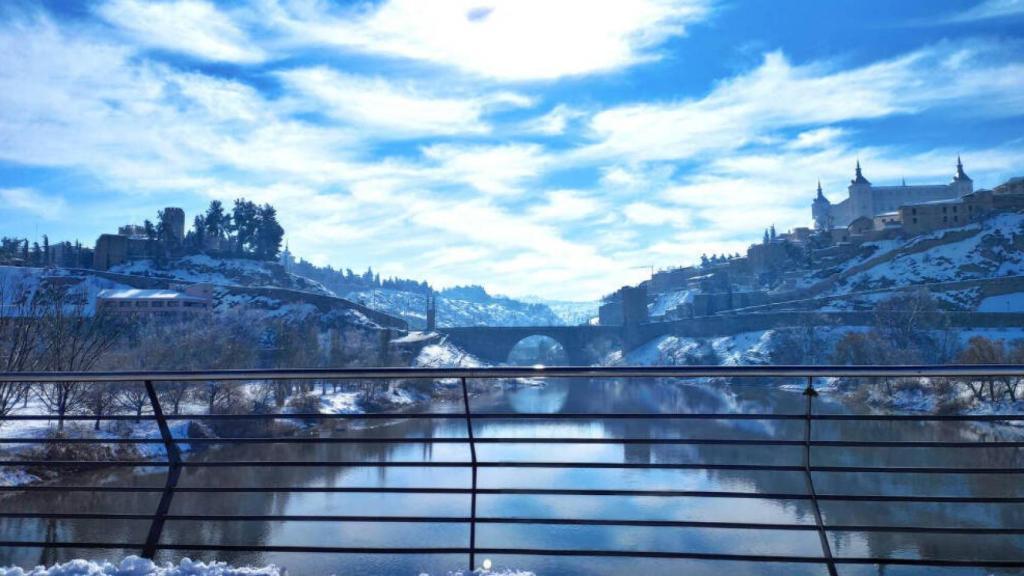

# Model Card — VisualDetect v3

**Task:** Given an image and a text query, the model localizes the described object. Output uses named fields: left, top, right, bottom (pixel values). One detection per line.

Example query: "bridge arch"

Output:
left=506, top=334, right=570, bottom=366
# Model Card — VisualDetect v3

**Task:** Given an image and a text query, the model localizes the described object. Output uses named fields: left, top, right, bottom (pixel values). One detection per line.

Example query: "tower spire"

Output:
left=851, top=158, right=871, bottom=185
left=954, top=154, right=971, bottom=182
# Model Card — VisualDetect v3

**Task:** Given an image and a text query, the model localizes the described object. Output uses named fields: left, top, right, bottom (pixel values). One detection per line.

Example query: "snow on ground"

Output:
left=349, top=288, right=563, bottom=329
left=0, top=467, right=38, bottom=487
left=612, top=335, right=703, bottom=366
left=648, top=289, right=693, bottom=318
left=0, top=556, right=281, bottom=576
left=415, top=341, right=485, bottom=368
left=709, top=331, right=774, bottom=365
left=112, top=256, right=332, bottom=295
left=833, top=212, right=1024, bottom=294
left=611, top=330, right=777, bottom=366
left=0, top=556, right=534, bottom=576
left=318, top=390, right=361, bottom=414
left=977, top=292, right=1024, bottom=312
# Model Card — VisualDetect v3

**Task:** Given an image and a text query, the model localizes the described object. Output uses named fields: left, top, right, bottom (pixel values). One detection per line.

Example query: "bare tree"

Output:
left=114, top=382, right=150, bottom=422
left=0, top=278, right=44, bottom=429
left=34, top=288, right=124, bottom=430
left=84, top=382, right=118, bottom=431
left=958, top=336, right=1009, bottom=402
left=873, top=289, right=950, bottom=361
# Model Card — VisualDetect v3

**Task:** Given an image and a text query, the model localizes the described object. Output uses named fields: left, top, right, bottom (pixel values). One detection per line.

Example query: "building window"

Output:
left=911, top=208, right=917, bottom=215
left=912, top=218, right=918, bottom=224
left=943, top=216, right=948, bottom=223
left=166, top=301, right=179, bottom=308
left=953, top=206, right=958, bottom=212
left=135, top=301, right=147, bottom=308
left=151, top=301, right=164, bottom=308
left=119, top=301, right=131, bottom=308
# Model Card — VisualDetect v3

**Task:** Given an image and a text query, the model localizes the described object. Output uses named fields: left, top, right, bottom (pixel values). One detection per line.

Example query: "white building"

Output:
left=813, top=158, right=973, bottom=229
left=97, top=283, right=213, bottom=319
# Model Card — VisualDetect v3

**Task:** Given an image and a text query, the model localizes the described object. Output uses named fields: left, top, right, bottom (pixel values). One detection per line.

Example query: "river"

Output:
left=2, top=377, right=1023, bottom=575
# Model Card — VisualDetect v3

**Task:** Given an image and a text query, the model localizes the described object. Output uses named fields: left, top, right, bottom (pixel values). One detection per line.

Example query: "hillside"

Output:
left=0, top=264, right=390, bottom=330
left=111, top=255, right=332, bottom=295
left=349, top=286, right=565, bottom=328
left=797, top=212, right=1024, bottom=311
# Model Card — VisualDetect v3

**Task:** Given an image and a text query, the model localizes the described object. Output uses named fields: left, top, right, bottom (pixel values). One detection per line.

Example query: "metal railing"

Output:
left=1, top=365, right=1024, bottom=574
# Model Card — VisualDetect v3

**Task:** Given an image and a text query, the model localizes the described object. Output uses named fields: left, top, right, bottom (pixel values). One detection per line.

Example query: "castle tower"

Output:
left=848, top=160, right=874, bottom=222
left=952, top=155, right=973, bottom=197
left=425, top=292, right=437, bottom=332
left=811, top=180, right=833, bottom=230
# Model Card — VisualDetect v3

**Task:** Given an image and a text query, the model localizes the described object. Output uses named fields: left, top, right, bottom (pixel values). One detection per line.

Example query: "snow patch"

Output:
left=0, top=556, right=281, bottom=576
left=978, top=292, right=1024, bottom=312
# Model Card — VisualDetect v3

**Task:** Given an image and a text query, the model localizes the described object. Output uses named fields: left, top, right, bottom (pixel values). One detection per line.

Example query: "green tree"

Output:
left=231, top=199, right=259, bottom=255
left=255, top=204, right=284, bottom=260
left=203, top=200, right=229, bottom=250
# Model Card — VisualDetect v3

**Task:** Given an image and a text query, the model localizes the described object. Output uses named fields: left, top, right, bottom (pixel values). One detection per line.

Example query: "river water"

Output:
left=2, top=377, right=1023, bottom=575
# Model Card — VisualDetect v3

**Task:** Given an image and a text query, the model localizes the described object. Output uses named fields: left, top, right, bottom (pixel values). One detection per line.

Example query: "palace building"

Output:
left=812, top=157, right=973, bottom=230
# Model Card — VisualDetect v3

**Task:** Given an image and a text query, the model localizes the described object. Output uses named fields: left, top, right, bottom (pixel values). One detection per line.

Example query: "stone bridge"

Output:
left=440, top=325, right=623, bottom=365
left=442, top=310, right=1024, bottom=365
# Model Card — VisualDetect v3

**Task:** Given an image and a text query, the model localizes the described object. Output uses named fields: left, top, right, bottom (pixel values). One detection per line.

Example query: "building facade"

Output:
left=813, top=158, right=973, bottom=229
left=97, top=283, right=214, bottom=319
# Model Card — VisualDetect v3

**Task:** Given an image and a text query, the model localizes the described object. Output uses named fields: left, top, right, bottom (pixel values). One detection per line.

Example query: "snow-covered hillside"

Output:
left=111, top=255, right=332, bottom=295
left=519, top=296, right=599, bottom=325
left=349, top=288, right=565, bottom=328
left=826, top=213, right=1024, bottom=298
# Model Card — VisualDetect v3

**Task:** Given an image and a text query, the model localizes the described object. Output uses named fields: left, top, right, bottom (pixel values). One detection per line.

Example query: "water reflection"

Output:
left=1, top=378, right=1023, bottom=575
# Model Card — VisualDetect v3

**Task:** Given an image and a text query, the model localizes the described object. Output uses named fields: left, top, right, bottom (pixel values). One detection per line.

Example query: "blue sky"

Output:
left=1, top=0, right=1023, bottom=300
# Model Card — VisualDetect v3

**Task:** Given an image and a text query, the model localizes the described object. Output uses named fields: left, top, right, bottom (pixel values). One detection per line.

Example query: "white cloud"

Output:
left=0, top=188, right=67, bottom=220
left=278, top=67, right=531, bottom=136
left=265, top=0, right=712, bottom=80
left=420, top=143, right=549, bottom=196
left=519, top=104, right=584, bottom=135
left=580, top=44, right=1024, bottom=163
left=529, top=190, right=601, bottom=221
left=938, top=0, right=1024, bottom=23
left=788, top=127, right=846, bottom=150
left=96, top=0, right=264, bottom=63
left=623, top=201, right=690, bottom=226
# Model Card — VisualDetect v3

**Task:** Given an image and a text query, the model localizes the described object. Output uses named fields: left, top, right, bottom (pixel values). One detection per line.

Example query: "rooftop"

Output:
left=97, top=288, right=207, bottom=302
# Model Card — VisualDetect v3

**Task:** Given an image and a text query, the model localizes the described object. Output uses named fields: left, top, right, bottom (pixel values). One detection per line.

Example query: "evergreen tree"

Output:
left=204, top=200, right=228, bottom=248
left=231, top=199, right=259, bottom=256
left=187, top=214, right=207, bottom=253
left=254, top=204, right=284, bottom=260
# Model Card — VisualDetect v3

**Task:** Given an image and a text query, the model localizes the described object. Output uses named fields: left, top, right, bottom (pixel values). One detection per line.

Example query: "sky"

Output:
left=1, top=0, right=1023, bottom=301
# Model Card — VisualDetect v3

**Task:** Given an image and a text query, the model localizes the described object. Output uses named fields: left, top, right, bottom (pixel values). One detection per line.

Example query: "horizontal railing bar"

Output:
left=8, top=460, right=1024, bottom=474
left=13, top=512, right=1012, bottom=534
left=8, top=412, right=1024, bottom=422
left=0, top=541, right=829, bottom=563
left=3, top=484, right=1022, bottom=502
left=4, top=540, right=1023, bottom=567
left=4, top=364, right=1024, bottom=382
left=0, top=512, right=818, bottom=530
left=6, top=436, right=1024, bottom=449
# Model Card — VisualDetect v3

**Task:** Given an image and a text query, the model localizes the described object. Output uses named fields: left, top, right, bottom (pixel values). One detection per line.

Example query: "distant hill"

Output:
left=350, top=285, right=565, bottom=328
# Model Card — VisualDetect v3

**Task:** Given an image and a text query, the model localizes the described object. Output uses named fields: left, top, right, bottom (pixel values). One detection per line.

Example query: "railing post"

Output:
left=803, top=376, right=838, bottom=576
left=142, top=379, right=182, bottom=559
left=460, top=377, right=478, bottom=573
